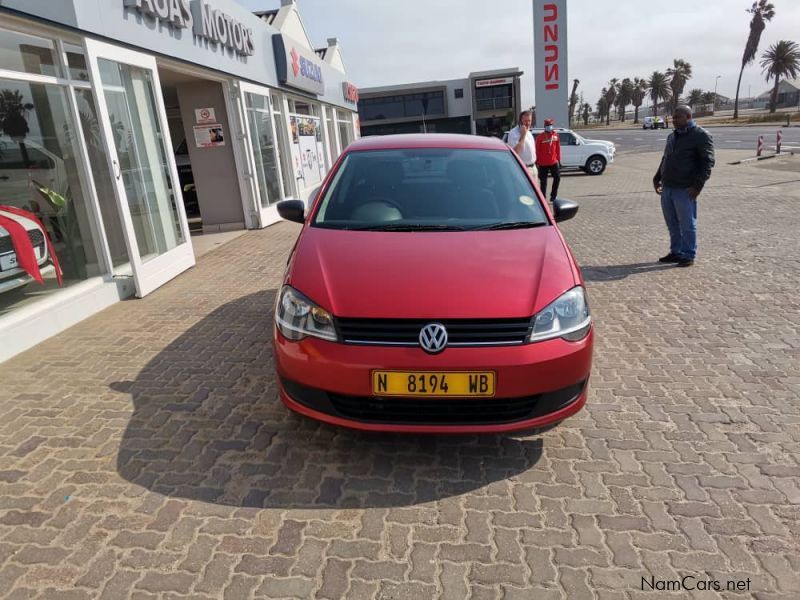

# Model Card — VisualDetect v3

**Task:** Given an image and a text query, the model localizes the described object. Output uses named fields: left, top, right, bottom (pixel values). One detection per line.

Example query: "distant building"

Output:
left=755, top=79, right=800, bottom=109
left=357, top=68, right=524, bottom=138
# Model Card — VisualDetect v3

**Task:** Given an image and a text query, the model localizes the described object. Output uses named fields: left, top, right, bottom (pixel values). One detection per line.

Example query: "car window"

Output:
left=313, top=148, right=549, bottom=230
left=560, top=132, right=576, bottom=145
left=0, top=144, right=55, bottom=169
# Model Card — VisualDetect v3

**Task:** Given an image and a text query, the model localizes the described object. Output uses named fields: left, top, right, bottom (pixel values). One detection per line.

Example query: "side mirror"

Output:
left=553, top=198, right=579, bottom=223
left=277, top=199, right=305, bottom=224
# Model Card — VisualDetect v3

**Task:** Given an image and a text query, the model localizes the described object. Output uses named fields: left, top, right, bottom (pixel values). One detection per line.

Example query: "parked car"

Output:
left=503, top=128, right=615, bottom=175
left=0, top=139, right=69, bottom=212
left=272, top=133, right=594, bottom=433
left=643, top=116, right=666, bottom=130
left=0, top=207, right=54, bottom=294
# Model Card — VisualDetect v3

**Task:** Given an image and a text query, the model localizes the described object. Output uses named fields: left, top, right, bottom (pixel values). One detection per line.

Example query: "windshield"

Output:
left=312, top=148, right=549, bottom=231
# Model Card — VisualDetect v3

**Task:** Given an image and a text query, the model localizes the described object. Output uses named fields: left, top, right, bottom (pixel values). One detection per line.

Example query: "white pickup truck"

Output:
left=503, top=128, right=615, bottom=175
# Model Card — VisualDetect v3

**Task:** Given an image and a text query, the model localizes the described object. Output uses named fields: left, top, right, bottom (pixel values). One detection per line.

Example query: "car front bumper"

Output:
left=273, top=326, right=593, bottom=433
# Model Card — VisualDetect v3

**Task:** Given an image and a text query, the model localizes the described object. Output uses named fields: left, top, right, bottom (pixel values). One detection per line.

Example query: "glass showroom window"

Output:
left=0, top=27, right=108, bottom=316
left=324, top=106, right=339, bottom=164
left=286, top=97, right=325, bottom=191
left=244, top=92, right=282, bottom=208
left=337, top=110, right=355, bottom=150
left=271, top=92, right=294, bottom=199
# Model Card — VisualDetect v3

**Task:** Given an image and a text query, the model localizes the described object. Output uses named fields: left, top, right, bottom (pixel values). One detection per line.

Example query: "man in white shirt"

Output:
left=506, top=110, right=538, bottom=179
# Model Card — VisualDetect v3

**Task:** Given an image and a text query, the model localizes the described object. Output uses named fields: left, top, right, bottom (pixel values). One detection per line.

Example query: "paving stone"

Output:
left=0, top=150, right=797, bottom=599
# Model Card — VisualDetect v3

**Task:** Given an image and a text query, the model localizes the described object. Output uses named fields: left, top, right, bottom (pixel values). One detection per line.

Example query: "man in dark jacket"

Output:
left=653, top=105, right=715, bottom=267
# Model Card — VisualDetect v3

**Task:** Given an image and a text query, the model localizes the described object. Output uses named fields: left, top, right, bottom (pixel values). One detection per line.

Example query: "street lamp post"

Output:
left=713, top=75, right=721, bottom=111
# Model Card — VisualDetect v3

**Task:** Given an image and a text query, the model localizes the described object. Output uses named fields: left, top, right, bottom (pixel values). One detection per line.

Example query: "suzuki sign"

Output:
left=273, top=34, right=325, bottom=96
left=533, top=0, right=568, bottom=126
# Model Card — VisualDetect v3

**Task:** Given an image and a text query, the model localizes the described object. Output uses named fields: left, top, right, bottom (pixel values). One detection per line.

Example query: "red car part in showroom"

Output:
left=273, top=134, right=593, bottom=433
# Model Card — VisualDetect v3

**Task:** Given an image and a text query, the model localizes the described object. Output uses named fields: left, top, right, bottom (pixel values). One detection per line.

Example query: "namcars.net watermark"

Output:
left=642, top=575, right=752, bottom=592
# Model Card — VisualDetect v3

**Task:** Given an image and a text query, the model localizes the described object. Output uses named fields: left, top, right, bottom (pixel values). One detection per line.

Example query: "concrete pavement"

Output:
left=1, top=150, right=798, bottom=599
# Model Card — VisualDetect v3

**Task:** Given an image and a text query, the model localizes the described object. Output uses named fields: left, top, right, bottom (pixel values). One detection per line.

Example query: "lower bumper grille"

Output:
left=281, top=377, right=586, bottom=426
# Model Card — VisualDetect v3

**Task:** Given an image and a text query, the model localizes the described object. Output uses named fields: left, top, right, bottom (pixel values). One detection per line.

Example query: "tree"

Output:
left=760, top=40, right=800, bottom=112
left=685, top=88, right=704, bottom=108
left=701, top=91, right=717, bottom=106
left=604, top=79, right=618, bottom=125
left=631, top=77, right=647, bottom=124
left=616, top=78, right=635, bottom=122
left=667, top=59, right=693, bottom=112
left=568, top=79, right=580, bottom=127
left=647, top=71, right=671, bottom=116
left=734, top=0, right=775, bottom=119
left=582, top=103, right=590, bottom=126
left=0, top=89, right=35, bottom=165
left=596, top=90, right=609, bottom=123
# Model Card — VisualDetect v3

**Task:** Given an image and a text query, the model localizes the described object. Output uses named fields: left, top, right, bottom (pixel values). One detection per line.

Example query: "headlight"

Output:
left=275, top=286, right=338, bottom=342
left=529, top=286, right=591, bottom=343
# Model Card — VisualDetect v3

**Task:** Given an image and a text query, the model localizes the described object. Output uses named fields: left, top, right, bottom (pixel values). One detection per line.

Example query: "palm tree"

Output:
left=616, top=78, right=635, bottom=122
left=0, top=89, right=35, bottom=165
left=647, top=71, right=671, bottom=117
left=667, top=59, right=693, bottom=112
left=568, top=79, right=580, bottom=127
left=701, top=91, right=717, bottom=106
left=685, top=89, right=704, bottom=108
left=734, top=0, right=776, bottom=119
left=760, top=40, right=800, bottom=112
left=596, top=91, right=609, bottom=123
left=604, top=79, right=618, bottom=125
left=631, top=77, right=647, bottom=124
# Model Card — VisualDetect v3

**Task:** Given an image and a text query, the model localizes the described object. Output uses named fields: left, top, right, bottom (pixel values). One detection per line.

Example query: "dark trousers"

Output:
left=538, top=163, right=561, bottom=200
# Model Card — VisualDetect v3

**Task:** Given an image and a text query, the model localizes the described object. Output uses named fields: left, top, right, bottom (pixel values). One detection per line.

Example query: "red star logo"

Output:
left=290, top=48, right=300, bottom=77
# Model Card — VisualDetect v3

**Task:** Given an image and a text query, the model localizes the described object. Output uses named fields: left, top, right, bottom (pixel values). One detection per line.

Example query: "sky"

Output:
left=241, top=0, right=800, bottom=109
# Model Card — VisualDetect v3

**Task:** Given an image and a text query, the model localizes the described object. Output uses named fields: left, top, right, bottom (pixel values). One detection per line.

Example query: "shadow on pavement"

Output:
left=112, top=290, right=544, bottom=509
left=581, top=262, right=675, bottom=282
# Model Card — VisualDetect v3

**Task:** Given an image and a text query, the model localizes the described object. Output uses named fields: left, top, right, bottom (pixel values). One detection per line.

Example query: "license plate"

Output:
left=0, top=247, right=40, bottom=272
left=372, top=371, right=495, bottom=397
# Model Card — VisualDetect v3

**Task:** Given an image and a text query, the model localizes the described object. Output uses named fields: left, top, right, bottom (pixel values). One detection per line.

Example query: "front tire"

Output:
left=585, top=155, right=607, bottom=175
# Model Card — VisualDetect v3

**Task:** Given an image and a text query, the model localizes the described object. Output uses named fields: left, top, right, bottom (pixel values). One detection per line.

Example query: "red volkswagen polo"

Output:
left=273, top=134, right=593, bottom=433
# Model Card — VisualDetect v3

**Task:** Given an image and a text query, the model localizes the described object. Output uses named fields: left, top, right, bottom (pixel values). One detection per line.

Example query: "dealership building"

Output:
left=357, top=68, right=524, bottom=139
left=0, top=0, right=360, bottom=361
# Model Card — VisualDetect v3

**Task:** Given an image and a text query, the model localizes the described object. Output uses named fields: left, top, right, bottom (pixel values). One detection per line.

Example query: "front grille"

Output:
left=282, top=377, right=586, bottom=426
left=337, top=317, right=533, bottom=347
left=0, top=229, right=45, bottom=257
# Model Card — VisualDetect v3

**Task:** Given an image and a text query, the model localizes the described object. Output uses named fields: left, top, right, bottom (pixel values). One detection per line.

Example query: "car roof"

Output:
left=346, top=133, right=508, bottom=152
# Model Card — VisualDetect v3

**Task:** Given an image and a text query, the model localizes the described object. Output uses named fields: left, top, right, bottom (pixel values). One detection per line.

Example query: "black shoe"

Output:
left=676, top=258, right=694, bottom=267
left=658, top=253, right=680, bottom=263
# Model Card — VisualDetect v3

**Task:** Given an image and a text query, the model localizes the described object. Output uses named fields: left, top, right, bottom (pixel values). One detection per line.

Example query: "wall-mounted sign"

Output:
left=194, top=124, right=225, bottom=147
left=195, top=107, right=216, bottom=124
left=123, top=0, right=255, bottom=57
left=272, top=34, right=325, bottom=96
left=342, top=82, right=359, bottom=104
left=475, top=77, right=514, bottom=88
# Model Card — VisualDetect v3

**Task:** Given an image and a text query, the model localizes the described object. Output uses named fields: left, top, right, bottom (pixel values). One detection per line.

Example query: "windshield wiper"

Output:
left=471, top=221, right=548, bottom=231
left=350, top=223, right=466, bottom=231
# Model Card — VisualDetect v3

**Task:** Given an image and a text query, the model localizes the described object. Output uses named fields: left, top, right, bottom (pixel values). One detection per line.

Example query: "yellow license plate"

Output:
left=372, top=371, right=495, bottom=397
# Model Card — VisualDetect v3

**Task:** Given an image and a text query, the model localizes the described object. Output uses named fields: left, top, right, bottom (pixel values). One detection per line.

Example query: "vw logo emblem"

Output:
left=419, top=323, right=448, bottom=354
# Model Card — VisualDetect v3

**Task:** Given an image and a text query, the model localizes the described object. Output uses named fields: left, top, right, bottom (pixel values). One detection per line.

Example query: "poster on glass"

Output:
left=289, top=115, right=324, bottom=190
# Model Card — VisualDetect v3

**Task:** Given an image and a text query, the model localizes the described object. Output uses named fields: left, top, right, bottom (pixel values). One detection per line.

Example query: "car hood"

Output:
left=0, top=210, right=40, bottom=237
left=287, top=226, right=577, bottom=319
left=583, top=139, right=614, bottom=149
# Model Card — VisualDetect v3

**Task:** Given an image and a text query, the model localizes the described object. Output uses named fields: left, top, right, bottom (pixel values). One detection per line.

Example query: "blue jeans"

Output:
left=660, top=186, right=697, bottom=260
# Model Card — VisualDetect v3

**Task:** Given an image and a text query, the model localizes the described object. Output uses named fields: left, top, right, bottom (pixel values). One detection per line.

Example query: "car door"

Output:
left=558, top=131, right=581, bottom=167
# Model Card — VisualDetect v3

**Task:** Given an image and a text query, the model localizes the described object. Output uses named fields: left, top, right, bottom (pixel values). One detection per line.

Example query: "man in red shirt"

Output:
left=535, top=118, right=561, bottom=202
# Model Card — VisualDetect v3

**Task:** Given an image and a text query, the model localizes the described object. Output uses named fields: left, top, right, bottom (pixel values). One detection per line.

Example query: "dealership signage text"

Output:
left=124, top=0, right=255, bottom=56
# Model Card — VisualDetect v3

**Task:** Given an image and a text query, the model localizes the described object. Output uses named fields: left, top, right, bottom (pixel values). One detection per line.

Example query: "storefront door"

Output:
left=84, top=39, right=194, bottom=297
left=238, top=82, right=287, bottom=228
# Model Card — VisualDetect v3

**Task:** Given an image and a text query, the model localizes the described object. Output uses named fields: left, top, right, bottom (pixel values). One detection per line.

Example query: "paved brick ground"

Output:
left=1, top=150, right=798, bottom=599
